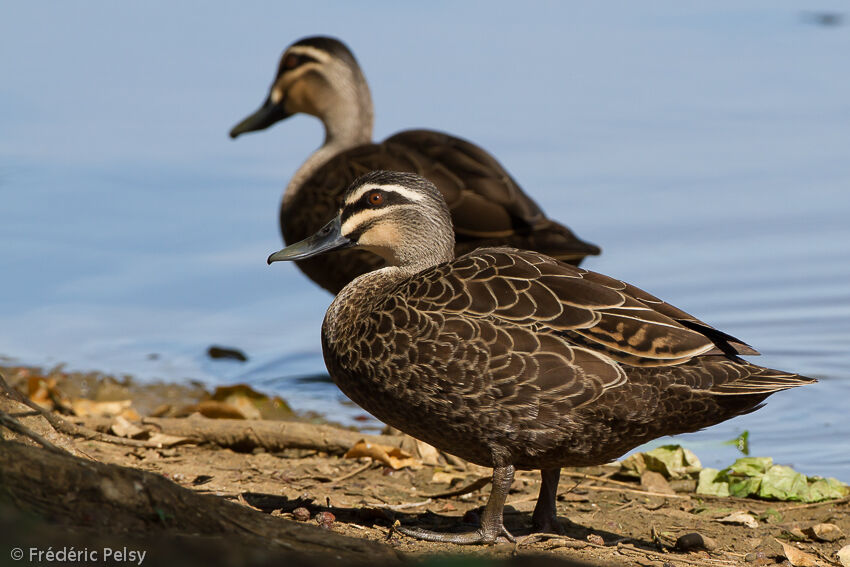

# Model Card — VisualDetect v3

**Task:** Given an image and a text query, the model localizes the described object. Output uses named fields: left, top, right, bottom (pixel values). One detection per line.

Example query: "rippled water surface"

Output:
left=2, top=3, right=848, bottom=480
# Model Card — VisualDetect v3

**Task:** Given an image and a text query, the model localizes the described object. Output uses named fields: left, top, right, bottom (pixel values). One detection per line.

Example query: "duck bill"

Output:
left=229, top=97, right=289, bottom=138
left=267, top=216, right=353, bottom=264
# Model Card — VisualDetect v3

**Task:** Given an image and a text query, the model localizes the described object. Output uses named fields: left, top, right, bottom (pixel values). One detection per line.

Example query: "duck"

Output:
left=267, top=170, right=814, bottom=544
left=231, top=36, right=600, bottom=294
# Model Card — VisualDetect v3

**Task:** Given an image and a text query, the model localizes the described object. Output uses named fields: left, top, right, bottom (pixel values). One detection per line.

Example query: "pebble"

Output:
left=292, top=507, right=310, bottom=522
left=676, top=532, right=717, bottom=552
left=315, top=511, right=335, bottom=529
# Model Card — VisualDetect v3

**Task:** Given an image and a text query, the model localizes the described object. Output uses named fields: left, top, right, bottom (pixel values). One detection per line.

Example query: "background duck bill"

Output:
left=229, top=99, right=289, bottom=138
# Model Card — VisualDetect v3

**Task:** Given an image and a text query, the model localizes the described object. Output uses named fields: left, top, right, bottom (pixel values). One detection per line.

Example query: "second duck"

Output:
left=231, top=36, right=599, bottom=294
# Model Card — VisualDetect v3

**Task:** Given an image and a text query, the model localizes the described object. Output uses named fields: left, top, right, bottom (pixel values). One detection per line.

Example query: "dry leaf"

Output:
left=837, top=544, right=850, bottom=567
left=717, top=511, right=758, bottom=528
left=641, top=470, right=675, bottom=494
left=28, top=376, right=55, bottom=406
left=71, top=398, right=132, bottom=418
left=431, top=471, right=468, bottom=484
left=110, top=416, right=145, bottom=439
left=147, top=432, right=191, bottom=447
left=343, top=440, right=419, bottom=470
left=777, top=540, right=820, bottom=567
left=413, top=439, right=441, bottom=466
left=195, top=400, right=249, bottom=420
left=803, top=523, right=844, bottom=542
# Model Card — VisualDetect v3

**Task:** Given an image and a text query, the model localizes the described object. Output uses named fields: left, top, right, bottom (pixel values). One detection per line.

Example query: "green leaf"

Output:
left=696, top=468, right=729, bottom=497
left=758, top=465, right=810, bottom=501
left=728, top=475, right=761, bottom=498
left=726, top=457, right=773, bottom=477
left=642, top=445, right=702, bottom=479
left=807, top=477, right=849, bottom=502
left=724, top=430, right=750, bottom=455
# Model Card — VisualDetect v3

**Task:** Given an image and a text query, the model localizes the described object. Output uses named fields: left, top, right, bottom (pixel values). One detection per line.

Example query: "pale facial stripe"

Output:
left=269, top=46, right=331, bottom=104
left=287, top=45, right=333, bottom=64
left=340, top=207, right=399, bottom=236
left=344, top=184, right=426, bottom=206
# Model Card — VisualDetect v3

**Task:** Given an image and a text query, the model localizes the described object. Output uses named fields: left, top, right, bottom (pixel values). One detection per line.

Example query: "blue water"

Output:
left=1, top=2, right=848, bottom=480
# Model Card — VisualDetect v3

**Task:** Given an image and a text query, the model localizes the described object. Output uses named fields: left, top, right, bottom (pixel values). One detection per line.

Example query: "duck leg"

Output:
left=532, top=467, right=566, bottom=534
left=396, top=464, right=516, bottom=545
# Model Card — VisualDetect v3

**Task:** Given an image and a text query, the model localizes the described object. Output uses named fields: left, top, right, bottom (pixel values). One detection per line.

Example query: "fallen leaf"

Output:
left=783, top=527, right=808, bottom=542
left=147, top=432, right=191, bottom=447
left=621, top=445, right=701, bottom=480
left=71, top=398, right=132, bottom=418
left=110, top=416, right=145, bottom=439
left=697, top=468, right=730, bottom=497
left=344, top=440, right=419, bottom=470
left=728, top=456, right=773, bottom=476
left=808, top=477, right=849, bottom=501
left=777, top=540, right=819, bottom=567
left=641, top=470, right=675, bottom=494
left=412, top=439, right=441, bottom=466
left=431, top=471, right=467, bottom=484
left=195, top=400, right=248, bottom=420
left=758, top=465, right=810, bottom=501
left=717, top=511, right=758, bottom=529
left=211, top=384, right=267, bottom=401
left=803, top=523, right=844, bottom=542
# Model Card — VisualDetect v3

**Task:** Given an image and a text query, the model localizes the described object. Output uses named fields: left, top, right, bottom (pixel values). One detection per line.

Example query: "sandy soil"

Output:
left=0, top=363, right=847, bottom=567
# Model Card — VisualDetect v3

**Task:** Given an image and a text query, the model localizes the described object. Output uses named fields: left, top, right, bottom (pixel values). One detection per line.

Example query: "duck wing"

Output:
left=390, top=248, right=803, bottom=411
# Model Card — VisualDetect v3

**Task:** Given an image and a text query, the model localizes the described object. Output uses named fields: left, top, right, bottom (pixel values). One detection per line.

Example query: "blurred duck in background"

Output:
left=231, top=36, right=600, bottom=294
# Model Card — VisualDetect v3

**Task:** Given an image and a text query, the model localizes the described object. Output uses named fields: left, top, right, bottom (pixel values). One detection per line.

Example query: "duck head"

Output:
left=230, top=36, right=373, bottom=139
left=268, top=171, right=454, bottom=273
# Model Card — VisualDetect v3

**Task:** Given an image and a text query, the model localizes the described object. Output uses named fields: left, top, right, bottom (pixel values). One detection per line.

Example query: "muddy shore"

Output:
left=0, top=363, right=847, bottom=567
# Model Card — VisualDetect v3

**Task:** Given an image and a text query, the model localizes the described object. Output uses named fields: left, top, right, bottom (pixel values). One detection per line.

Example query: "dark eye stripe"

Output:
left=340, top=191, right=414, bottom=225
left=277, top=53, right=320, bottom=77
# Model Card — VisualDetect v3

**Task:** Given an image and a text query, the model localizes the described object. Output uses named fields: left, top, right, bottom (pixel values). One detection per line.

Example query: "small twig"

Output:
left=515, top=533, right=588, bottom=549
left=364, top=498, right=432, bottom=511
left=560, top=470, right=644, bottom=490
left=8, top=410, right=41, bottom=418
left=617, top=542, right=738, bottom=567
left=328, top=462, right=376, bottom=485
left=613, top=500, right=634, bottom=513
left=584, top=484, right=690, bottom=499
left=0, top=409, right=65, bottom=453
left=236, top=493, right=264, bottom=512
left=774, top=495, right=850, bottom=512
left=299, top=461, right=376, bottom=489
left=424, top=476, right=491, bottom=499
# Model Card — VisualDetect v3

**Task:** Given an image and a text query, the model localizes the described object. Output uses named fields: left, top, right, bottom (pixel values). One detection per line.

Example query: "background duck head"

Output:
left=229, top=36, right=373, bottom=143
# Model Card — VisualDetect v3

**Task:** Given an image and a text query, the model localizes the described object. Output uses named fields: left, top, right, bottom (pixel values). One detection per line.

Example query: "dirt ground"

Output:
left=0, top=363, right=847, bottom=567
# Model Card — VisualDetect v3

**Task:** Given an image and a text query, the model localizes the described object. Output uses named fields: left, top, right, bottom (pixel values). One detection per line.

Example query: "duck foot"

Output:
left=396, top=464, right=516, bottom=546
left=395, top=524, right=515, bottom=545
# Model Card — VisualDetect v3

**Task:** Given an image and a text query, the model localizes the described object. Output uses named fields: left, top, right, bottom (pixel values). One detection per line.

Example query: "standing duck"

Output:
left=267, top=171, right=814, bottom=545
left=232, top=36, right=599, bottom=294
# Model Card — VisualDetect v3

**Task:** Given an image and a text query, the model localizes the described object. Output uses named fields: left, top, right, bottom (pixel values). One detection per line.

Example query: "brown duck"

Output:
left=232, top=36, right=599, bottom=294
left=267, top=171, right=814, bottom=544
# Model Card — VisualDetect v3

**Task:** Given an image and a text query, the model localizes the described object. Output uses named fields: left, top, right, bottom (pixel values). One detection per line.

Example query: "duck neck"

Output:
left=282, top=88, right=374, bottom=210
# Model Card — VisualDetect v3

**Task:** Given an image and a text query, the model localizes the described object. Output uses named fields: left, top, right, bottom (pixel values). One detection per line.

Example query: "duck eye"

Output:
left=282, top=54, right=300, bottom=70
left=368, top=191, right=384, bottom=206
